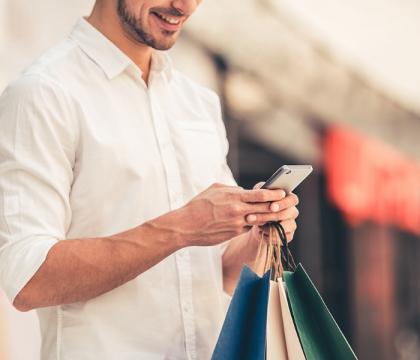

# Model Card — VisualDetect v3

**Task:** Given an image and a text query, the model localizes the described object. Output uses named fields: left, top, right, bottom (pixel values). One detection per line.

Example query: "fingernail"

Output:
left=247, top=215, right=257, bottom=222
left=271, top=204, right=280, bottom=212
left=281, top=191, right=286, bottom=198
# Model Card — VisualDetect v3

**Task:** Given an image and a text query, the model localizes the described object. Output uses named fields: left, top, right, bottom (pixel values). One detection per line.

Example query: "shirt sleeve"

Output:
left=0, top=74, right=77, bottom=303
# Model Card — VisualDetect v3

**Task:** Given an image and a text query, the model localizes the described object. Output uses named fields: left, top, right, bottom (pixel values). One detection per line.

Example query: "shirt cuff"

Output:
left=0, top=236, right=58, bottom=303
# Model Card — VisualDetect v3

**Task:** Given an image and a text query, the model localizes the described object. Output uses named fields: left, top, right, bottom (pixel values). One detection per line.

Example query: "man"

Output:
left=0, top=1, right=299, bottom=359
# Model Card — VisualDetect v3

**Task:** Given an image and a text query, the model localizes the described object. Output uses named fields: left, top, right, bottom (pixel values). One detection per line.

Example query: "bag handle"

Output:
left=270, top=221, right=297, bottom=272
left=253, top=221, right=296, bottom=279
left=253, top=226, right=274, bottom=276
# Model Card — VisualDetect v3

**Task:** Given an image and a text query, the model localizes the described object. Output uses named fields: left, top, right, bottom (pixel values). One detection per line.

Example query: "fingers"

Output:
left=285, top=231, right=295, bottom=243
left=204, top=185, right=298, bottom=239
left=243, top=202, right=272, bottom=214
left=246, top=208, right=298, bottom=227
left=255, top=221, right=296, bottom=244
left=244, top=194, right=299, bottom=218
left=209, top=182, right=243, bottom=190
left=242, top=194, right=298, bottom=214
left=253, top=182, right=265, bottom=190
left=240, top=188, right=286, bottom=203
left=225, top=197, right=294, bottom=220
left=272, top=206, right=299, bottom=222
left=279, top=219, right=297, bottom=234
left=282, top=220, right=296, bottom=242
left=270, top=193, right=299, bottom=211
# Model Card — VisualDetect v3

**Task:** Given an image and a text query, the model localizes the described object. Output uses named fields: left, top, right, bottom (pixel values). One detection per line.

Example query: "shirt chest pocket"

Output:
left=176, top=121, right=224, bottom=190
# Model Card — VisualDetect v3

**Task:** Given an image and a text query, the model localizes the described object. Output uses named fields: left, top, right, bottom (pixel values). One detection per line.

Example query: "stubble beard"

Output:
left=117, top=0, right=175, bottom=50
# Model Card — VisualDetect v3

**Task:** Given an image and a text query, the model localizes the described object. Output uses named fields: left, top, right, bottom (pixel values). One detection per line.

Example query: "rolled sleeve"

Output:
left=0, top=236, right=58, bottom=302
left=0, top=74, right=77, bottom=303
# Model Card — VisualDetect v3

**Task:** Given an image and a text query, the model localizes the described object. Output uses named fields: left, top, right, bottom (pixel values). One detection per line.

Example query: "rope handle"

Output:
left=253, top=222, right=297, bottom=279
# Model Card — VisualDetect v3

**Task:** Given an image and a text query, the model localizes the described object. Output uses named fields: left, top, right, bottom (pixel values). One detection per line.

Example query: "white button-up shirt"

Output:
left=0, top=19, right=236, bottom=360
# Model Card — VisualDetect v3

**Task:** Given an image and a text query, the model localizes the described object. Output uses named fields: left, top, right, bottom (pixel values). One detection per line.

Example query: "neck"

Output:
left=87, top=2, right=153, bottom=82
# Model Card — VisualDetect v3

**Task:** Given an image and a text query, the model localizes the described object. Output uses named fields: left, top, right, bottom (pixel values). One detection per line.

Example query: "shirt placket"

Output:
left=147, top=77, right=197, bottom=360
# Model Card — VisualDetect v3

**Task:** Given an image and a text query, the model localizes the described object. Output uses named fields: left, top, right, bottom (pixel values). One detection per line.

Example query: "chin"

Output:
left=153, top=45, right=173, bottom=51
left=153, top=42, right=176, bottom=50
left=151, top=36, right=178, bottom=50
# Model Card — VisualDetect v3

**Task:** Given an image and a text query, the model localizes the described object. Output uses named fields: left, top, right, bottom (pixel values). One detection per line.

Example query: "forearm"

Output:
left=222, top=230, right=259, bottom=295
left=13, top=208, right=188, bottom=311
left=12, top=182, right=297, bottom=310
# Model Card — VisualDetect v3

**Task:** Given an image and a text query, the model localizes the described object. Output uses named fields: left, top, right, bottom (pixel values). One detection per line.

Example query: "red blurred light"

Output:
left=324, top=126, right=420, bottom=235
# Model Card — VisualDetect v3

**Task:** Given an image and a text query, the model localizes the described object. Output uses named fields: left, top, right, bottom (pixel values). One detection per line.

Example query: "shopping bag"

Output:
left=211, top=265, right=271, bottom=360
left=267, top=279, right=305, bottom=360
left=270, top=222, right=358, bottom=360
left=267, top=280, right=288, bottom=358
left=266, top=223, right=305, bottom=360
left=284, top=265, right=357, bottom=360
left=213, top=225, right=305, bottom=360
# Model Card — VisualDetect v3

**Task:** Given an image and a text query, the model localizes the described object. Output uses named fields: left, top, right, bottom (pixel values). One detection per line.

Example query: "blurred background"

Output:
left=1, top=0, right=420, bottom=359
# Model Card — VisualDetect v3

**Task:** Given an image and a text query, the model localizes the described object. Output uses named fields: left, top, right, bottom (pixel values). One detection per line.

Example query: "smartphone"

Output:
left=261, top=165, right=313, bottom=193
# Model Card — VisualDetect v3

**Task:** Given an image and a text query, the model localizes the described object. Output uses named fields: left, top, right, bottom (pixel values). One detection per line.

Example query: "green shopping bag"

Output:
left=272, top=222, right=358, bottom=360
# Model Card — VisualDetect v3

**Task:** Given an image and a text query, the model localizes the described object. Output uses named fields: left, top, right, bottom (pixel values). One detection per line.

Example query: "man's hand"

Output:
left=249, top=182, right=299, bottom=244
left=220, top=181, right=300, bottom=295
left=175, top=182, right=293, bottom=247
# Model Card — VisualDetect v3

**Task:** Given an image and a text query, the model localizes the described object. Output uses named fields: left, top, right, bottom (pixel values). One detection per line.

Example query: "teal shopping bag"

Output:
left=212, top=228, right=284, bottom=360
left=211, top=266, right=271, bottom=360
left=272, top=222, right=357, bottom=360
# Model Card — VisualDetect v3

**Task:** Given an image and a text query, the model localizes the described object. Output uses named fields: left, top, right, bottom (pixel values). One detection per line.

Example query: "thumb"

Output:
left=253, top=182, right=265, bottom=190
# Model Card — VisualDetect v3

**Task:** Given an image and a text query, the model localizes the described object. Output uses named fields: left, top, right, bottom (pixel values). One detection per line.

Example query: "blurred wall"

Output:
left=0, top=0, right=94, bottom=91
left=282, top=0, right=420, bottom=112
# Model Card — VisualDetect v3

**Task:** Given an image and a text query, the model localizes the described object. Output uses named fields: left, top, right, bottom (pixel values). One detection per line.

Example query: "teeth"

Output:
left=156, top=13, right=180, bottom=25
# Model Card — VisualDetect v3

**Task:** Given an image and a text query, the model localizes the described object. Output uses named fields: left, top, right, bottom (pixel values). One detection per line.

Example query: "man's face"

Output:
left=117, top=0, right=202, bottom=50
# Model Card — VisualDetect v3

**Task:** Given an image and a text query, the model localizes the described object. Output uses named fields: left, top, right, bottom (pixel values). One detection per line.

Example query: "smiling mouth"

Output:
left=151, top=11, right=181, bottom=25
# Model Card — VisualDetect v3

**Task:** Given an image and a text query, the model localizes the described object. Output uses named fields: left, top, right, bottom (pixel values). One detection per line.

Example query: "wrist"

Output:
left=243, top=229, right=260, bottom=264
left=144, top=207, right=195, bottom=251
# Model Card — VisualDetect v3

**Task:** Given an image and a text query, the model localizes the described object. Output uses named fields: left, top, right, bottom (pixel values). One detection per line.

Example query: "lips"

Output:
left=151, top=11, right=182, bottom=32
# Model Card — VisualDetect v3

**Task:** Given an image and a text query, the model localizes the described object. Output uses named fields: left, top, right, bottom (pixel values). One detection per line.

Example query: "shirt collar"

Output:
left=69, top=18, right=173, bottom=82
